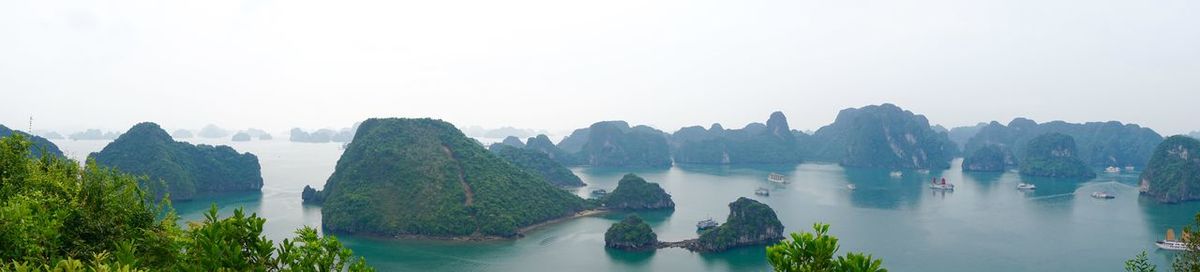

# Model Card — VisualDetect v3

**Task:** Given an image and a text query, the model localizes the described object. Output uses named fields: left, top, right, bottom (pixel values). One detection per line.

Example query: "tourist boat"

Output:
left=1091, top=192, right=1115, bottom=199
left=1125, top=166, right=1136, bottom=172
left=590, top=189, right=608, bottom=198
left=768, top=172, right=788, bottom=184
left=929, top=178, right=954, bottom=190
left=696, top=218, right=719, bottom=231
left=1017, top=183, right=1036, bottom=190
left=1105, top=166, right=1121, bottom=173
left=917, top=169, right=930, bottom=174
left=1157, top=229, right=1190, bottom=251
left=755, top=187, right=770, bottom=196
left=889, top=171, right=903, bottom=178
left=847, top=184, right=857, bottom=190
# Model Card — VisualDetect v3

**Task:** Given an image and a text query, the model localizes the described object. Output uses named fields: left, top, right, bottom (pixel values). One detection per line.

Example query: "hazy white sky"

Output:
left=2, top=0, right=1197, bottom=136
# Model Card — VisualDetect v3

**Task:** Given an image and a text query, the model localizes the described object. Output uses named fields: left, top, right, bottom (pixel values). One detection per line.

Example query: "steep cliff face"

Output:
left=604, top=174, right=674, bottom=210
left=1140, top=136, right=1200, bottom=203
left=671, top=111, right=802, bottom=165
left=1018, top=133, right=1095, bottom=178
left=524, top=134, right=577, bottom=165
left=692, top=197, right=784, bottom=252
left=964, top=119, right=1162, bottom=168
left=806, top=104, right=957, bottom=169
left=572, top=121, right=672, bottom=168
left=962, top=144, right=1011, bottom=172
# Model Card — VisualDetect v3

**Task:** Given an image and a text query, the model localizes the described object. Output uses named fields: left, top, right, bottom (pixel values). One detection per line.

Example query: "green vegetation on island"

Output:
left=671, top=111, right=802, bottom=165
left=571, top=121, right=672, bottom=168
left=318, top=118, right=588, bottom=238
left=302, top=185, right=325, bottom=204
left=805, top=104, right=958, bottom=169
left=693, top=197, right=784, bottom=252
left=197, top=124, right=229, bottom=139
left=604, top=214, right=658, bottom=251
left=90, top=122, right=263, bottom=200
left=1139, top=135, right=1200, bottom=203
left=0, top=124, right=63, bottom=158
left=489, top=144, right=586, bottom=187
left=0, top=134, right=373, bottom=271
left=962, top=144, right=1010, bottom=172
left=1018, top=133, right=1095, bottom=179
left=965, top=118, right=1162, bottom=168
left=603, top=174, right=674, bottom=210
left=768, top=223, right=887, bottom=272
left=523, top=134, right=578, bottom=165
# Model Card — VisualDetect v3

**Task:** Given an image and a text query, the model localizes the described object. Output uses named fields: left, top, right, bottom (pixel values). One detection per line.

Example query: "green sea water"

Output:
left=54, top=139, right=1200, bottom=271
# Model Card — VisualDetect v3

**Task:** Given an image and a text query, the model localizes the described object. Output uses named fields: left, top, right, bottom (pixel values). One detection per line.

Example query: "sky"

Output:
left=2, top=0, right=1198, bottom=137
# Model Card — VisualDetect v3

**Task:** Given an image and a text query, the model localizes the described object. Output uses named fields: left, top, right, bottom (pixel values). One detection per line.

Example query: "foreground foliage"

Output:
left=90, top=122, right=262, bottom=201
left=767, top=223, right=886, bottom=272
left=0, top=134, right=372, bottom=271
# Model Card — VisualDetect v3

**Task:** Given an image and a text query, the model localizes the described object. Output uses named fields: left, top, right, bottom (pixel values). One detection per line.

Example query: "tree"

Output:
left=0, top=134, right=374, bottom=271
left=1124, top=251, right=1156, bottom=272
left=1173, top=212, right=1200, bottom=272
left=767, top=223, right=886, bottom=272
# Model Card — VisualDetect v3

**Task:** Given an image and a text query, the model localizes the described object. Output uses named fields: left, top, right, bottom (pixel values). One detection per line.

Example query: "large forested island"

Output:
left=490, top=144, right=586, bottom=187
left=670, top=111, right=802, bottom=164
left=0, top=124, right=63, bottom=158
left=804, top=104, right=958, bottom=169
left=603, top=174, right=675, bottom=210
left=1139, top=135, right=1200, bottom=203
left=90, top=122, right=263, bottom=200
left=315, top=118, right=589, bottom=239
left=963, top=118, right=1162, bottom=170
left=1018, top=133, right=1095, bottom=179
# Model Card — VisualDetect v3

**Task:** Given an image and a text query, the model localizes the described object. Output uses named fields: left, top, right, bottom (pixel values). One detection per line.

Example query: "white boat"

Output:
left=1157, top=229, right=1191, bottom=251
left=847, top=184, right=857, bottom=190
left=768, top=172, right=788, bottom=184
left=1125, top=166, right=1136, bottom=172
left=1091, top=192, right=1115, bottom=199
left=929, top=178, right=954, bottom=190
left=1105, top=166, right=1121, bottom=173
left=755, top=187, right=770, bottom=196
left=889, top=171, right=903, bottom=178
left=1017, top=183, right=1036, bottom=190
left=696, top=218, right=719, bottom=231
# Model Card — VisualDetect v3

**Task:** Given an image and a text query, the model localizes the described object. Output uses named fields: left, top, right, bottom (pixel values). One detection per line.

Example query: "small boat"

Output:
left=755, top=187, right=770, bottom=196
left=696, top=218, right=719, bottom=231
left=768, top=173, right=788, bottom=184
left=889, top=171, right=903, bottom=178
left=1105, top=166, right=1121, bottom=173
left=1091, top=192, right=1115, bottom=199
left=590, top=189, right=608, bottom=198
left=917, top=169, right=930, bottom=174
left=1125, top=166, right=1136, bottom=172
left=1157, top=229, right=1190, bottom=251
left=847, top=184, right=857, bottom=190
left=1017, top=183, right=1036, bottom=190
left=929, top=177, right=954, bottom=190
